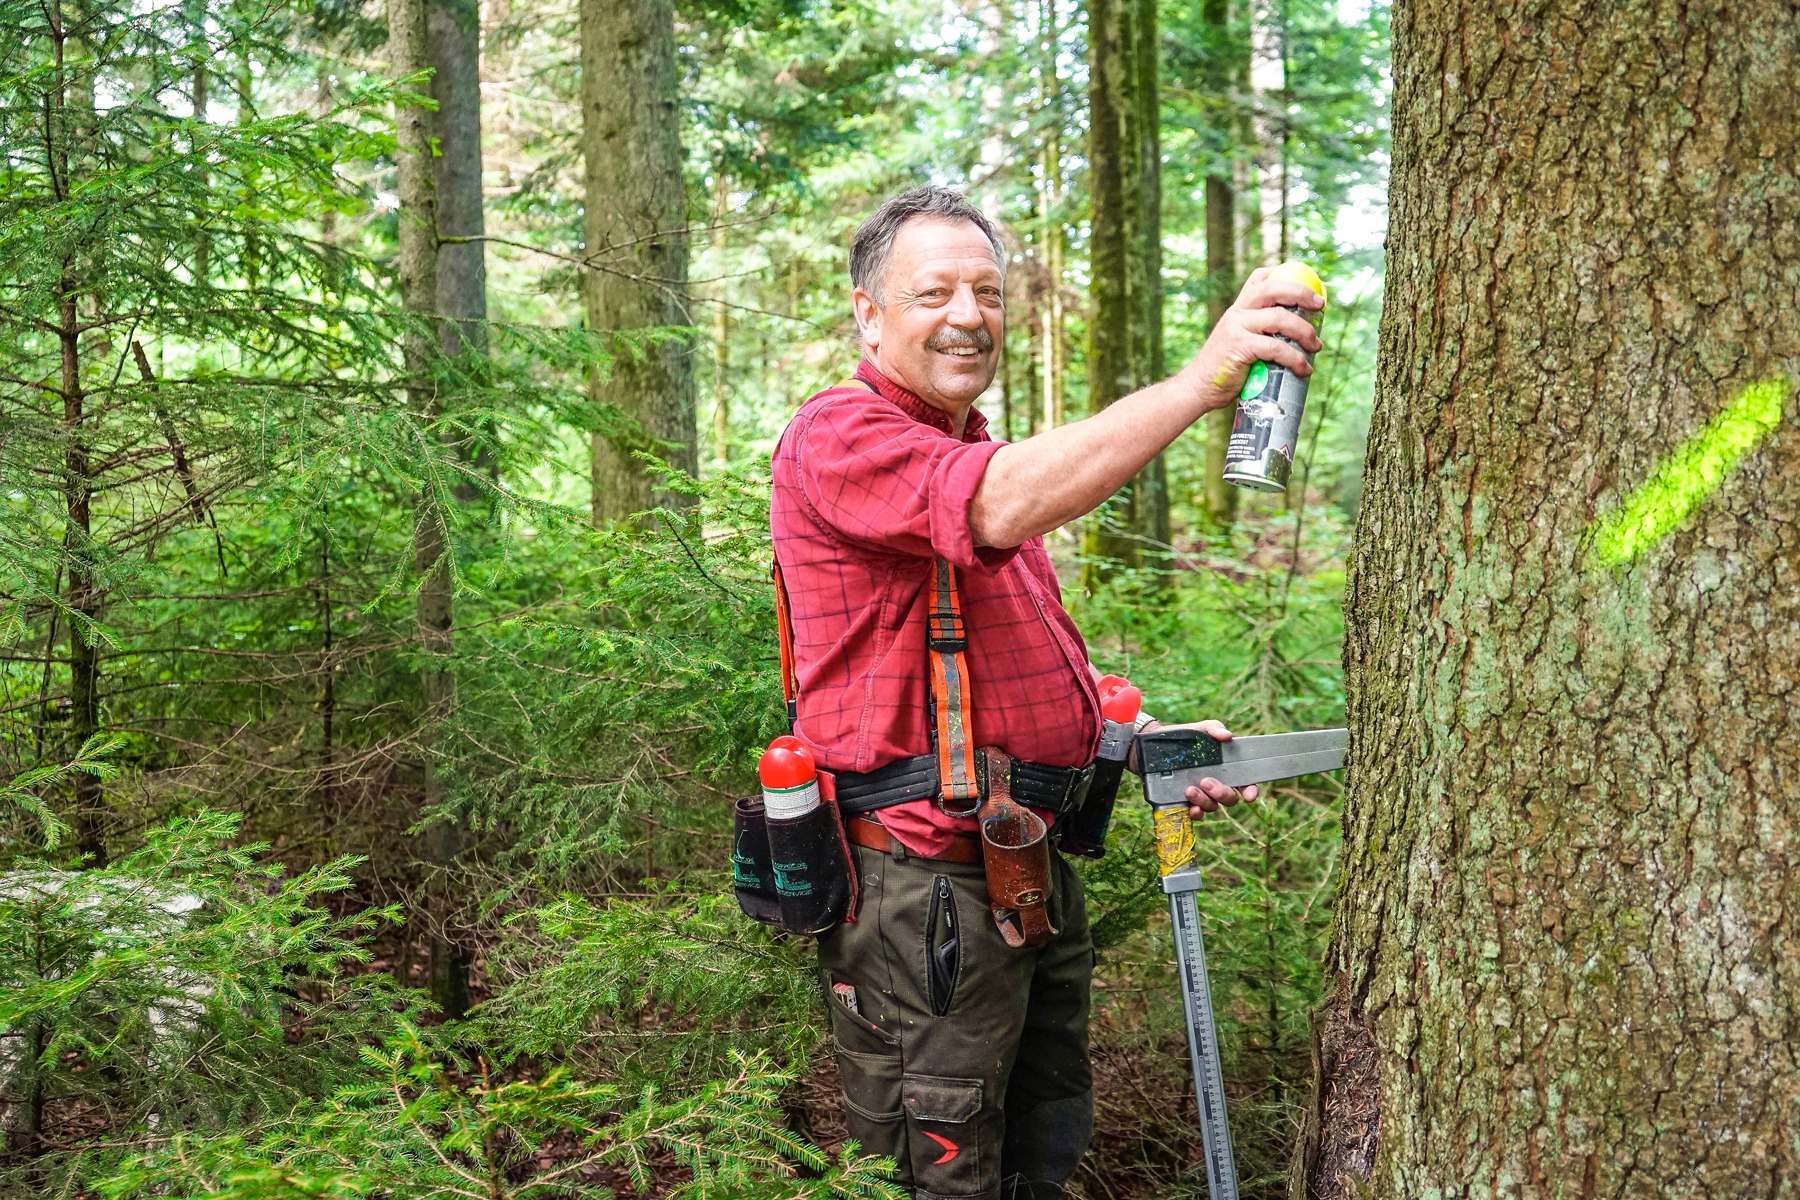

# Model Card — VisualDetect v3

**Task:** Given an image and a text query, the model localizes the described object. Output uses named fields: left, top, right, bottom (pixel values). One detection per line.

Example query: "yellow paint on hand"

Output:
left=1590, top=377, right=1789, bottom=567
left=1153, top=806, right=1197, bottom=877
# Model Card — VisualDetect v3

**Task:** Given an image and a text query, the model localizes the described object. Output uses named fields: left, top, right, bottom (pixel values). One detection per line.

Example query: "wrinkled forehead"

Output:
left=885, top=217, right=1004, bottom=284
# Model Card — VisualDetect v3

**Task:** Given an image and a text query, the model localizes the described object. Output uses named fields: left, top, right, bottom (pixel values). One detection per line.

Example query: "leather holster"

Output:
left=977, top=746, right=1057, bottom=950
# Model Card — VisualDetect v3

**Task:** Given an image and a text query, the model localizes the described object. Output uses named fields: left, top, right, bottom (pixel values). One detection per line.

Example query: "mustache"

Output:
left=925, top=326, right=995, bottom=352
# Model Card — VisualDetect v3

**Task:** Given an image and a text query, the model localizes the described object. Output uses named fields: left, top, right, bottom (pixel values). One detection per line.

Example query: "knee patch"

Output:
left=999, top=1089, right=1094, bottom=1191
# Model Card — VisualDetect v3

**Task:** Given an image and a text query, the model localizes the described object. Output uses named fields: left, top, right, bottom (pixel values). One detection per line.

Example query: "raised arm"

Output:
left=969, top=268, right=1326, bottom=549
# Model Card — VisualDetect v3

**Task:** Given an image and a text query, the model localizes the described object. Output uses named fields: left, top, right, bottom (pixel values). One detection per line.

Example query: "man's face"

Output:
left=853, top=217, right=1005, bottom=414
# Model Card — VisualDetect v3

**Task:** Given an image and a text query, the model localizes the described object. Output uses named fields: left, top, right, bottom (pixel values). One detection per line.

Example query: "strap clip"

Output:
left=927, top=611, right=966, bottom=652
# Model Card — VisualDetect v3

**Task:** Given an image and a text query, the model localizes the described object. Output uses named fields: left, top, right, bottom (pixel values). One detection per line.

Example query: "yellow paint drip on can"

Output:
left=1153, top=806, right=1197, bottom=877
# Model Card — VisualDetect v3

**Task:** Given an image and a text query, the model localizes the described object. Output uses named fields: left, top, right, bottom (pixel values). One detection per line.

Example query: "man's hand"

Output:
left=1182, top=719, right=1260, bottom=818
left=1175, top=266, right=1325, bottom=413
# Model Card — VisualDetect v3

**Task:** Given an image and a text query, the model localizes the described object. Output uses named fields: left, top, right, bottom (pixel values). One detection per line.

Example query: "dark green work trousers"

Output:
left=817, top=839, right=1094, bottom=1200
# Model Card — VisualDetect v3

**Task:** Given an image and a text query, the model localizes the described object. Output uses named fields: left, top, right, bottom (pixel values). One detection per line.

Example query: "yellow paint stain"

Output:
left=1153, top=806, right=1196, bottom=877
left=1589, top=377, right=1789, bottom=567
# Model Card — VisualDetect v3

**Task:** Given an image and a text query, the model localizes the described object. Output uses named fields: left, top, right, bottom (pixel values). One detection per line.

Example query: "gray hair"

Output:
left=850, top=186, right=1007, bottom=304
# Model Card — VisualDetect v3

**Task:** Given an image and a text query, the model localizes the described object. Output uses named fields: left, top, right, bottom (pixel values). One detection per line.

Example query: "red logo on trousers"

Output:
left=923, top=1131, right=959, bottom=1164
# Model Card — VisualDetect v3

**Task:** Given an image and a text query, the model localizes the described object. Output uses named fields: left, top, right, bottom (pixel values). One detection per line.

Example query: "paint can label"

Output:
left=1222, top=341, right=1310, bottom=493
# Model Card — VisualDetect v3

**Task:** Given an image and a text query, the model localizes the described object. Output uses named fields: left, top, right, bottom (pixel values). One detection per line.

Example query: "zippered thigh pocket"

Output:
left=925, top=874, right=961, bottom=1017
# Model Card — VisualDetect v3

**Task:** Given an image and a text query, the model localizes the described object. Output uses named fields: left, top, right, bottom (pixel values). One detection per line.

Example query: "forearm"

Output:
left=970, top=373, right=1223, bottom=547
left=968, top=268, right=1323, bottom=549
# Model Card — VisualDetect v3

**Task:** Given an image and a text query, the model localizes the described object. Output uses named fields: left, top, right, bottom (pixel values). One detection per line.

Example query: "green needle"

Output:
left=1589, top=377, right=1790, bottom=567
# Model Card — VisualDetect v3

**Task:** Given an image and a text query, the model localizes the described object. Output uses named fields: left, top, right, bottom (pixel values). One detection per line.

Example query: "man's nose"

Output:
left=943, top=284, right=983, bottom=328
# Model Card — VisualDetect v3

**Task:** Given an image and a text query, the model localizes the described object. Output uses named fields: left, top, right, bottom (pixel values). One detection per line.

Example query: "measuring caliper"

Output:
left=1134, top=724, right=1348, bottom=1200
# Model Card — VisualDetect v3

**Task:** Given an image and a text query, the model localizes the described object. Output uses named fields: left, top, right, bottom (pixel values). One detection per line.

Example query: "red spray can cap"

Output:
left=1101, top=684, right=1142, bottom=724
left=759, top=738, right=817, bottom=791
left=1095, top=674, right=1128, bottom=702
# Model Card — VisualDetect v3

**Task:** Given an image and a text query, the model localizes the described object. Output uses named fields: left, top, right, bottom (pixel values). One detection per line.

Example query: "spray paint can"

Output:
left=1222, top=260, right=1328, bottom=493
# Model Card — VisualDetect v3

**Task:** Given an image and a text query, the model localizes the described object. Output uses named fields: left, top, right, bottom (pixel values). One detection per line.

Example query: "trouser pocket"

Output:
left=903, top=1073, right=990, bottom=1199
left=834, top=1045, right=905, bottom=1162
left=925, top=874, right=961, bottom=1017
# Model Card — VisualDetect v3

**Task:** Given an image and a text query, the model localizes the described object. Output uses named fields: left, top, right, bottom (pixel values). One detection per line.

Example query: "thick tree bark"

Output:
left=1299, top=3, right=1800, bottom=1197
left=391, top=0, right=468, bottom=1019
left=1199, top=0, right=1239, bottom=532
left=581, top=0, right=696, bottom=524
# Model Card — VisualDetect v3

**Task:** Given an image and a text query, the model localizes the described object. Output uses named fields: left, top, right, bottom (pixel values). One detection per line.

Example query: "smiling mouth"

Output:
left=938, top=346, right=982, bottom=357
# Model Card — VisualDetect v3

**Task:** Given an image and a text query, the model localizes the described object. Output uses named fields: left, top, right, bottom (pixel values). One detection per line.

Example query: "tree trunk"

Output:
left=581, top=0, right=696, bottom=524
left=429, top=0, right=488, bottom=366
left=1199, top=0, right=1239, bottom=532
left=1127, top=0, right=1168, bottom=552
left=391, top=0, right=468, bottom=1019
left=1040, top=0, right=1066, bottom=434
left=1086, top=0, right=1164, bottom=572
left=426, top=0, right=484, bottom=1016
left=1249, top=0, right=1284, bottom=266
left=47, top=0, right=105, bottom=865
left=1298, top=3, right=1800, bottom=1197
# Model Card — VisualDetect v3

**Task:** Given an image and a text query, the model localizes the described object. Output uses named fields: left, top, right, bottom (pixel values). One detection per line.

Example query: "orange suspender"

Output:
left=926, top=559, right=981, bottom=815
left=774, top=374, right=980, bottom=814
left=772, top=561, right=800, bottom=730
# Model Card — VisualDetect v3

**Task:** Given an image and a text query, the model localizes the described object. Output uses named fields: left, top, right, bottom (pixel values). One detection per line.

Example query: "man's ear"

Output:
left=852, top=288, right=882, bottom=353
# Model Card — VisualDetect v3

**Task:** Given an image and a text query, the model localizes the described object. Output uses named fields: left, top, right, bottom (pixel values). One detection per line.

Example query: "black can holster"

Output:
left=732, top=776, right=857, bottom=936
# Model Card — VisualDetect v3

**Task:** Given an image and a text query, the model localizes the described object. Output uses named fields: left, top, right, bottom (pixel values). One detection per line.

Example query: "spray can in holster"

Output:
left=732, top=736, right=852, bottom=934
left=1059, top=675, right=1144, bottom=858
left=1222, top=260, right=1328, bottom=493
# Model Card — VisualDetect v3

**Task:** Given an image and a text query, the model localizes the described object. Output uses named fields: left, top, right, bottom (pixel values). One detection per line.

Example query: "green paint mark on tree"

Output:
left=1590, top=377, right=1790, bottom=566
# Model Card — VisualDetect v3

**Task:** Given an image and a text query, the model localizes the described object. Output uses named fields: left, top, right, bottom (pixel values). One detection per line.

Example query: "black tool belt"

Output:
left=835, top=752, right=1095, bottom=817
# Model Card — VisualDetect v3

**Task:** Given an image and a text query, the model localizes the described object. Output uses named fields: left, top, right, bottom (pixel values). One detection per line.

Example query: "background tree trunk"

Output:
left=427, top=0, right=484, bottom=1016
left=391, top=0, right=468, bottom=1019
left=581, top=0, right=696, bottom=524
left=1248, top=0, right=1284, bottom=266
left=1299, top=3, right=1800, bottom=1196
left=1085, top=0, right=1134, bottom=570
left=1039, top=0, right=1066, bottom=434
left=429, top=0, right=487, bottom=369
left=47, top=0, right=105, bottom=865
left=1199, top=0, right=1239, bottom=532
left=1127, top=0, right=1168, bottom=553
left=1085, top=0, right=1165, bottom=572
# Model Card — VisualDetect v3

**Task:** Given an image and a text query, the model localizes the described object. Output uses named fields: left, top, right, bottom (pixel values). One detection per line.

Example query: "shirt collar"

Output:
left=854, top=359, right=990, bottom=442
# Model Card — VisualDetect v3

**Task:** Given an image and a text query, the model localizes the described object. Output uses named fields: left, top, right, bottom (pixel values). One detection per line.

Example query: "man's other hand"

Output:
left=1176, top=266, right=1325, bottom=412
left=1183, top=719, right=1260, bottom=818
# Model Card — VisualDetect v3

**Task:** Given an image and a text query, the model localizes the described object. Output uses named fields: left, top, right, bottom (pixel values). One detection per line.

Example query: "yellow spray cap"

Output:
left=1271, top=260, right=1327, bottom=306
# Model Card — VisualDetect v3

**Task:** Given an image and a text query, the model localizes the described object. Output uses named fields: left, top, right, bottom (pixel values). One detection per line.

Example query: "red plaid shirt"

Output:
left=770, top=359, right=1101, bottom=855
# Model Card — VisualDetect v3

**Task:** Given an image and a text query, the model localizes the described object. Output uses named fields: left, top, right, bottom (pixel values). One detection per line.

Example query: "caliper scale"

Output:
left=1135, top=725, right=1349, bottom=1200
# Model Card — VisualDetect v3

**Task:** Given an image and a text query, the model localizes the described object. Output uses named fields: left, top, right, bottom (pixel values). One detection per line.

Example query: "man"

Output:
left=770, top=187, right=1323, bottom=1199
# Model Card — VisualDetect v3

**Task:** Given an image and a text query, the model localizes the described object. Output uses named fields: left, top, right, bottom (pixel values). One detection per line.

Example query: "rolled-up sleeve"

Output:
left=793, top=396, right=1016, bottom=571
